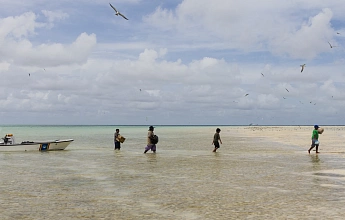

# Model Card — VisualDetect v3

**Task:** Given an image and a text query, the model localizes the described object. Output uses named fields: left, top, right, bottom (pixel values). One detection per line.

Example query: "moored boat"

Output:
left=0, top=134, right=73, bottom=152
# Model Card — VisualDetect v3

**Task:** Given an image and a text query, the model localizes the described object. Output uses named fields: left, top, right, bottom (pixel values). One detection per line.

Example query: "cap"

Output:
left=149, top=126, right=155, bottom=130
left=314, top=125, right=319, bottom=129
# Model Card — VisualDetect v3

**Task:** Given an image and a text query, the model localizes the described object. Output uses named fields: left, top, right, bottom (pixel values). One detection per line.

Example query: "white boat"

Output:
left=0, top=134, right=73, bottom=152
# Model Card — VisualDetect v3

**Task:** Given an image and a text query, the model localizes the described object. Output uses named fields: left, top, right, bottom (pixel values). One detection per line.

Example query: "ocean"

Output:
left=0, top=125, right=345, bottom=219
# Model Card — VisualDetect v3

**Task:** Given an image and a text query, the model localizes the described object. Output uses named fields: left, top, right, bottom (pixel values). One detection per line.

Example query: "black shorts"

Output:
left=115, top=141, right=121, bottom=149
left=214, top=141, right=220, bottom=148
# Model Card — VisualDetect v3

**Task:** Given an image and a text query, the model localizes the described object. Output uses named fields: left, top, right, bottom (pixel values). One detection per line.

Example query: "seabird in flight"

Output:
left=109, top=3, right=128, bottom=20
left=328, top=41, right=336, bottom=48
left=300, top=64, right=306, bottom=72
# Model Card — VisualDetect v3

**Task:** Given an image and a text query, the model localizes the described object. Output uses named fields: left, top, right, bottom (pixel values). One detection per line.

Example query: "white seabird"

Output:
left=300, top=64, right=306, bottom=72
left=109, top=3, right=128, bottom=20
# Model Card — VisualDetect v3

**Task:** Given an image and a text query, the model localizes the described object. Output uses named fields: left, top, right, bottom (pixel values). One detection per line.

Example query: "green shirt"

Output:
left=312, top=129, right=319, bottom=140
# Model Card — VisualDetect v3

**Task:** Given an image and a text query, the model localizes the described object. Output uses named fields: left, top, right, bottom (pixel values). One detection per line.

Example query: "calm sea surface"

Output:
left=0, top=125, right=345, bottom=219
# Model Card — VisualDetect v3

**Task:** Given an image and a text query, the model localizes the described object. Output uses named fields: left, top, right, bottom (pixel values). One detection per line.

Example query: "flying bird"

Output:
left=28, top=73, right=30, bottom=77
left=328, top=41, right=336, bottom=48
left=261, top=73, right=264, bottom=77
left=283, top=97, right=286, bottom=99
left=337, top=32, right=340, bottom=34
left=285, top=88, right=289, bottom=92
left=245, top=94, right=249, bottom=97
left=300, top=64, right=306, bottom=72
left=109, top=3, right=128, bottom=20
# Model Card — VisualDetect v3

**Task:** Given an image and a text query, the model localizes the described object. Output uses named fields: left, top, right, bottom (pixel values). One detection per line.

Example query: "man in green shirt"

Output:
left=308, top=125, right=320, bottom=154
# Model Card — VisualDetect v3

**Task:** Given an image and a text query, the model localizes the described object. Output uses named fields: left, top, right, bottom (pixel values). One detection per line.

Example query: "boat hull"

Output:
left=0, top=139, right=74, bottom=152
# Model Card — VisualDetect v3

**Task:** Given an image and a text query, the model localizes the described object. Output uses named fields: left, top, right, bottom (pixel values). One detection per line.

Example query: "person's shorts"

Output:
left=311, top=139, right=319, bottom=147
left=115, top=141, right=121, bottom=149
left=214, top=141, right=220, bottom=148
left=145, top=144, right=156, bottom=151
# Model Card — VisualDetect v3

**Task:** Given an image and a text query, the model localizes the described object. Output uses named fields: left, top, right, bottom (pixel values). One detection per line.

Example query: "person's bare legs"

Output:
left=316, top=145, right=320, bottom=153
left=308, top=145, right=315, bottom=154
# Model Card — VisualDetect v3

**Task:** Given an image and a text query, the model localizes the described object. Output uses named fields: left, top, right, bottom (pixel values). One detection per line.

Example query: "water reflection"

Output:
left=114, top=149, right=123, bottom=158
left=146, top=153, right=157, bottom=163
left=213, top=151, right=221, bottom=158
left=309, top=154, right=321, bottom=170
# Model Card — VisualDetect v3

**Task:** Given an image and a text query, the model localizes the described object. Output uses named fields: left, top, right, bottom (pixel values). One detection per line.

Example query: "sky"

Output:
left=1, top=0, right=345, bottom=125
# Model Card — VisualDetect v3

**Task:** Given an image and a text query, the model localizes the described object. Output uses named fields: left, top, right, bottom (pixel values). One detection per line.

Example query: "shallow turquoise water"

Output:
left=0, top=126, right=345, bottom=219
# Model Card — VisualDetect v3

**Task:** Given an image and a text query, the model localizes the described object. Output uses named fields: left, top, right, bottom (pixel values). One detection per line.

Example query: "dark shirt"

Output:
left=213, top=132, right=220, bottom=143
left=114, top=132, right=119, bottom=142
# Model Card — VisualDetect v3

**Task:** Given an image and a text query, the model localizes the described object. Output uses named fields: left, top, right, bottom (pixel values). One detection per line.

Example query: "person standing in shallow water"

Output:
left=144, top=126, right=156, bottom=153
left=308, top=125, right=320, bottom=154
left=114, top=129, right=121, bottom=150
left=212, top=128, right=222, bottom=152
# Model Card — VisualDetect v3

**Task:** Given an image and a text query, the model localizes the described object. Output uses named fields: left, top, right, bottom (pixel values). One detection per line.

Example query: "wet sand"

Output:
left=1, top=126, right=345, bottom=219
left=232, top=126, right=345, bottom=153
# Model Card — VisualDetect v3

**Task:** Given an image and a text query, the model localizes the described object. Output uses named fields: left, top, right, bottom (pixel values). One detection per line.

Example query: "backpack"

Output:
left=150, top=135, right=159, bottom=144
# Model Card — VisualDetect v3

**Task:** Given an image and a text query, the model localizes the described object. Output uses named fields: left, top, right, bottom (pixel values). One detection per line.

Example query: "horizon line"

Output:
left=0, top=124, right=343, bottom=127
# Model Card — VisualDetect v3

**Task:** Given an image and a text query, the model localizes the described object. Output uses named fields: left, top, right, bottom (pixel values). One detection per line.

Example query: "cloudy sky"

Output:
left=1, top=0, right=345, bottom=125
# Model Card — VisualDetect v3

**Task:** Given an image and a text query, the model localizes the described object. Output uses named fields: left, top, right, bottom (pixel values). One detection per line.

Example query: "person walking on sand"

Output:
left=144, top=126, right=156, bottom=153
left=114, top=129, right=121, bottom=150
left=212, top=128, right=222, bottom=152
left=308, top=125, right=320, bottom=154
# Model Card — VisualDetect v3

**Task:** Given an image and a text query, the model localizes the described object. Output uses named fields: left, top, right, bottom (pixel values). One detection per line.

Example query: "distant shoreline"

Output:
left=1, top=124, right=345, bottom=127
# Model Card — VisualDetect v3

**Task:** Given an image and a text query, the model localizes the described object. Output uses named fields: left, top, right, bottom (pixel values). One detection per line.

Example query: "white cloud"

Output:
left=1, top=45, right=345, bottom=124
left=145, top=90, right=160, bottom=97
left=138, top=49, right=160, bottom=62
left=0, top=62, right=10, bottom=72
left=1, top=0, right=345, bottom=125
left=9, top=32, right=96, bottom=67
left=143, top=1, right=341, bottom=59
left=41, top=10, right=68, bottom=28
left=271, top=8, right=334, bottom=59
left=0, top=12, right=42, bottom=40
left=0, top=11, right=96, bottom=67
